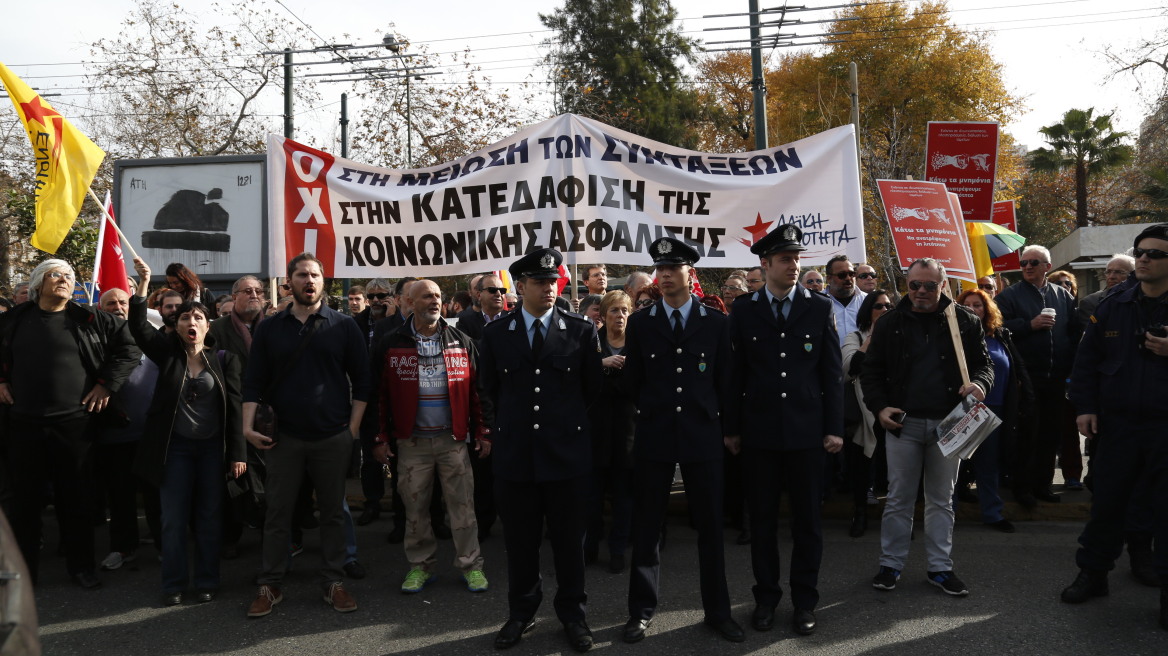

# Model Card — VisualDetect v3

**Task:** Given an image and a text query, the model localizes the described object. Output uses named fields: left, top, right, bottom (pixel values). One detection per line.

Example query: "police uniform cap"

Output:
left=649, top=237, right=700, bottom=266
left=510, top=248, right=563, bottom=280
left=1134, top=223, right=1168, bottom=248
left=751, top=223, right=807, bottom=256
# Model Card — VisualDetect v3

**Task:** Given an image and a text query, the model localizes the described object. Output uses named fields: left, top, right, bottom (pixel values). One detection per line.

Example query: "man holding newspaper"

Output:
left=860, top=258, right=994, bottom=597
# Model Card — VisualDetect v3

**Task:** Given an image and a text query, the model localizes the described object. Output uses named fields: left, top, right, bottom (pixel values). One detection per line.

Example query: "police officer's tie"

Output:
left=772, top=297, right=787, bottom=328
left=672, top=309, right=683, bottom=341
left=532, top=318, right=544, bottom=357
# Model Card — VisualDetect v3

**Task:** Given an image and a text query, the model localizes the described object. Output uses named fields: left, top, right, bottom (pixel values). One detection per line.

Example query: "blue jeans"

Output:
left=160, top=435, right=224, bottom=594
left=880, top=417, right=960, bottom=572
left=972, top=404, right=1005, bottom=523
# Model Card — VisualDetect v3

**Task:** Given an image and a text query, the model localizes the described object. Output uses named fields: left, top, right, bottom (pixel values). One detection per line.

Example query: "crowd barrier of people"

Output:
left=0, top=222, right=1165, bottom=650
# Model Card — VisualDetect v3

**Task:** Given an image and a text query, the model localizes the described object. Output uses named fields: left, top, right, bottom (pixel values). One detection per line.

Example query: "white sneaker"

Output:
left=100, top=551, right=137, bottom=570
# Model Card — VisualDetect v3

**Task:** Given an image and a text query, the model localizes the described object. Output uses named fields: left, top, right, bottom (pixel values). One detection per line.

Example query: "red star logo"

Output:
left=19, top=96, right=60, bottom=127
left=737, top=213, right=773, bottom=248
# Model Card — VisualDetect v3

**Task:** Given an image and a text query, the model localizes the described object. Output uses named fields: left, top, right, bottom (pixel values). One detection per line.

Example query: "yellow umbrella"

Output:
left=965, top=221, right=1027, bottom=278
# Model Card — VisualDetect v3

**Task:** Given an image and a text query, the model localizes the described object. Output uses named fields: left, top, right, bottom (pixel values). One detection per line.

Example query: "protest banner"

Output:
left=990, top=200, right=1020, bottom=273
left=876, top=179, right=975, bottom=281
left=925, top=121, right=999, bottom=223
left=266, top=113, right=865, bottom=278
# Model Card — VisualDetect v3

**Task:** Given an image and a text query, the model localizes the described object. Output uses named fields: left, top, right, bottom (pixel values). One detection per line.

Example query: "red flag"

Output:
left=556, top=264, right=571, bottom=295
left=92, top=192, right=129, bottom=302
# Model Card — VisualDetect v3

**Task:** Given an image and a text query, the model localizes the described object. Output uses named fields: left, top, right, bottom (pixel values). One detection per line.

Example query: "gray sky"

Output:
left=2, top=0, right=1166, bottom=153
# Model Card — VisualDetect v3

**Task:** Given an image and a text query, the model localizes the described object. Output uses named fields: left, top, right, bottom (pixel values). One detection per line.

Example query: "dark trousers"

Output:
left=745, top=446, right=825, bottom=611
left=1058, top=401, right=1083, bottom=482
left=495, top=475, right=588, bottom=624
left=359, top=428, right=385, bottom=505
left=1020, top=379, right=1067, bottom=494
left=160, top=436, right=224, bottom=594
left=585, top=466, right=635, bottom=558
left=7, top=415, right=96, bottom=582
left=845, top=440, right=872, bottom=509
left=258, top=429, right=351, bottom=587
left=471, top=450, right=496, bottom=533
left=1076, top=422, right=1168, bottom=581
left=629, top=459, right=731, bottom=622
left=724, top=448, right=747, bottom=529
left=95, top=441, right=145, bottom=555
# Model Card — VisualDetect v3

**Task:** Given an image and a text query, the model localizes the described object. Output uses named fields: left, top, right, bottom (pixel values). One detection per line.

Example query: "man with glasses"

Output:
left=855, top=264, right=879, bottom=294
left=584, top=265, right=608, bottom=296
left=455, top=274, right=509, bottom=342
left=825, top=255, right=866, bottom=347
left=801, top=270, right=825, bottom=293
left=1077, top=254, right=1135, bottom=326
left=861, top=258, right=993, bottom=597
left=721, top=275, right=749, bottom=308
left=1061, top=223, right=1168, bottom=630
left=745, top=266, right=765, bottom=293
left=977, top=276, right=998, bottom=298
left=995, top=245, right=1081, bottom=508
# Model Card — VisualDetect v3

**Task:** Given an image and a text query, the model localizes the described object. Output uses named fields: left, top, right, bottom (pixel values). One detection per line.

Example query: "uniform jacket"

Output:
left=0, top=300, right=139, bottom=395
left=995, top=280, right=1081, bottom=380
left=1070, top=282, right=1168, bottom=423
left=727, top=286, right=844, bottom=451
left=375, top=318, right=486, bottom=444
left=623, top=295, right=732, bottom=464
left=478, top=306, right=602, bottom=482
left=126, top=296, right=245, bottom=487
left=860, top=295, right=994, bottom=416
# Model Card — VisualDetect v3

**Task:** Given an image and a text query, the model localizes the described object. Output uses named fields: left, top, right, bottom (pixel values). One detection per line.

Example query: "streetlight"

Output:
left=383, top=33, right=424, bottom=167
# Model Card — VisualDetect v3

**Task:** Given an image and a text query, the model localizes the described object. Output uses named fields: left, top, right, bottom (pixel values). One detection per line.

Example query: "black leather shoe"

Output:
left=494, top=619, right=535, bottom=649
left=1034, top=489, right=1061, bottom=503
left=563, top=621, right=593, bottom=652
left=195, top=590, right=215, bottom=603
left=623, top=617, right=651, bottom=643
left=387, top=525, right=405, bottom=544
left=751, top=605, right=775, bottom=631
left=163, top=592, right=182, bottom=606
left=356, top=505, right=380, bottom=526
left=792, top=609, right=816, bottom=636
left=609, top=553, right=626, bottom=574
left=72, top=571, right=102, bottom=590
left=849, top=510, right=868, bottom=538
left=1061, top=569, right=1108, bottom=603
left=704, top=617, right=746, bottom=643
left=736, top=529, right=752, bottom=545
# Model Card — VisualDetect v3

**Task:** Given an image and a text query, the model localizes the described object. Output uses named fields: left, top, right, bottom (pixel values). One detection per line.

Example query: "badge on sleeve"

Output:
left=698, top=360, right=707, bottom=372
left=804, top=342, right=813, bottom=352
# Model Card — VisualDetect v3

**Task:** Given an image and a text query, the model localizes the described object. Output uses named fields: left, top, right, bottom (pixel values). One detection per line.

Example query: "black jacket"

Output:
left=861, top=295, right=994, bottom=416
left=127, top=296, right=245, bottom=487
left=588, top=331, right=636, bottom=469
left=995, top=280, right=1081, bottom=380
left=987, top=326, right=1035, bottom=474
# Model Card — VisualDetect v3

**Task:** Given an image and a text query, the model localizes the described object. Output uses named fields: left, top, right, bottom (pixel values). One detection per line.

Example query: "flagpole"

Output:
left=89, top=196, right=109, bottom=305
left=86, top=187, right=140, bottom=262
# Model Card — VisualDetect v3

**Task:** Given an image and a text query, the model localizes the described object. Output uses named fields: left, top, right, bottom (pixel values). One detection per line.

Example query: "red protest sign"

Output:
left=877, top=179, right=975, bottom=279
left=990, top=200, right=1020, bottom=273
left=925, top=122, right=999, bottom=222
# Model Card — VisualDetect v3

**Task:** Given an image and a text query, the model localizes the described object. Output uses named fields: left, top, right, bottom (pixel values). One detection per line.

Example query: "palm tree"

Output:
left=1028, top=108, right=1134, bottom=228
left=1119, top=167, right=1168, bottom=221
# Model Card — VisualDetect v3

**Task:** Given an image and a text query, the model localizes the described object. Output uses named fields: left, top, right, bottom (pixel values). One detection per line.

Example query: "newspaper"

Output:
left=936, top=394, right=1002, bottom=460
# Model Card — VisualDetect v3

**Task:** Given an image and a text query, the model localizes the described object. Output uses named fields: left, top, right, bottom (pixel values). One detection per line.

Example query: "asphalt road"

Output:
left=31, top=491, right=1168, bottom=656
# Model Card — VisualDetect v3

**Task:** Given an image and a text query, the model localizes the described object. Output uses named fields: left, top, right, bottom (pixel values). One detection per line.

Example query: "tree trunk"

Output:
left=1075, top=159, right=1089, bottom=228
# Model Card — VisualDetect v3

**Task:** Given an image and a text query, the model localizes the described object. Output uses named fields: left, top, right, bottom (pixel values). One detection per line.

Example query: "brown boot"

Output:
left=247, top=585, right=282, bottom=618
left=324, top=581, right=357, bottom=613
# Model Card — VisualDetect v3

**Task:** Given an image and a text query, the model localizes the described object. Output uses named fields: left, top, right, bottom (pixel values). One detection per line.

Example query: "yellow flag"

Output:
left=0, top=62, right=105, bottom=254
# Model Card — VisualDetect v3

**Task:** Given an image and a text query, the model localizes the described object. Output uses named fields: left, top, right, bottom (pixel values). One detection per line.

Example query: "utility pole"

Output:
left=340, top=92, right=349, bottom=158
left=749, top=0, right=768, bottom=149
left=283, top=48, right=293, bottom=139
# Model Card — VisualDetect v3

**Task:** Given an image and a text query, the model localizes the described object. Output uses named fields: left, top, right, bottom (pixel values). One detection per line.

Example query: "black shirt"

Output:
left=902, top=310, right=951, bottom=419
left=11, top=308, right=88, bottom=421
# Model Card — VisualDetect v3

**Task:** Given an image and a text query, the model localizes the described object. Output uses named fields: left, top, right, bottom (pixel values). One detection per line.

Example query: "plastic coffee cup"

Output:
left=1040, top=308, right=1056, bottom=319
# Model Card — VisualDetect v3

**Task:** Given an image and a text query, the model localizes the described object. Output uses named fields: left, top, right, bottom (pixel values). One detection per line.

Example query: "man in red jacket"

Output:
left=372, top=279, right=490, bottom=594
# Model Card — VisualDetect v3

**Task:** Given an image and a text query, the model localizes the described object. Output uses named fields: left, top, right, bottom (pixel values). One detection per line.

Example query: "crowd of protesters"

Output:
left=0, top=222, right=1166, bottom=649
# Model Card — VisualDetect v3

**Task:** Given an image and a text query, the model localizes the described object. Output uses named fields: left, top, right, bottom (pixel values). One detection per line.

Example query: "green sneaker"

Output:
left=463, top=569, right=489, bottom=592
left=401, top=567, right=435, bottom=594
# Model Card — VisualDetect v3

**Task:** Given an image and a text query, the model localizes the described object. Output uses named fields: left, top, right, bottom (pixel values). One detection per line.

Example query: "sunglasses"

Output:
left=1133, top=247, right=1168, bottom=260
left=635, top=299, right=654, bottom=308
left=1019, top=259, right=1047, bottom=268
left=482, top=287, right=508, bottom=295
left=803, top=278, right=823, bottom=285
left=978, top=284, right=996, bottom=291
left=857, top=272, right=877, bottom=280
left=367, top=292, right=390, bottom=300
left=872, top=303, right=894, bottom=310
left=833, top=271, right=856, bottom=279
left=236, top=288, right=264, bottom=297
left=908, top=280, right=940, bottom=292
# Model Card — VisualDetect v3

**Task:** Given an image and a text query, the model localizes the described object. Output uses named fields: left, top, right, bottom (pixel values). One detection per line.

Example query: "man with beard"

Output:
left=825, top=255, right=866, bottom=347
left=0, top=260, right=139, bottom=588
left=156, top=290, right=184, bottom=333
left=243, top=253, right=369, bottom=617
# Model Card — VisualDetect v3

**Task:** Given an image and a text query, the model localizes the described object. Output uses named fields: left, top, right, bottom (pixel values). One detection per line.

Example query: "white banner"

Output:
left=267, top=114, right=864, bottom=277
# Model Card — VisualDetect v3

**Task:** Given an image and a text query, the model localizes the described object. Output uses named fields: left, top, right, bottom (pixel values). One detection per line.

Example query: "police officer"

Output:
left=622, top=237, right=744, bottom=644
left=1061, top=223, right=1168, bottom=631
left=725, top=224, right=843, bottom=636
left=478, top=248, right=603, bottom=652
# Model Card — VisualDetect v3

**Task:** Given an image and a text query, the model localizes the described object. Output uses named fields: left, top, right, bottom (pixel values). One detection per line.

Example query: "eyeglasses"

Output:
left=833, top=271, right=856, bottom=279
left=46, top=271, right=75, bottom=281
left=1019, top=259, right=1047, bottom=268
left=367, top=292, right=390, bottom=300
left=1103, top=269, right=1131, bottom=276
left=745, top=278, right=762, bottom=285
left=857, top=272, right=877, bottom=280
left=720, top=285, right=746, bottom=292
left=482, top=287, right=508, bottom=295
left=1133, top=247, right=1168, bottom=260
left=235, top=288, right=264, bottom=297
left=978, top=284, right=996, bottom=291
left=872, top=303, right=894, bottom=310
left=908, top=280, right=940, bottom=292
